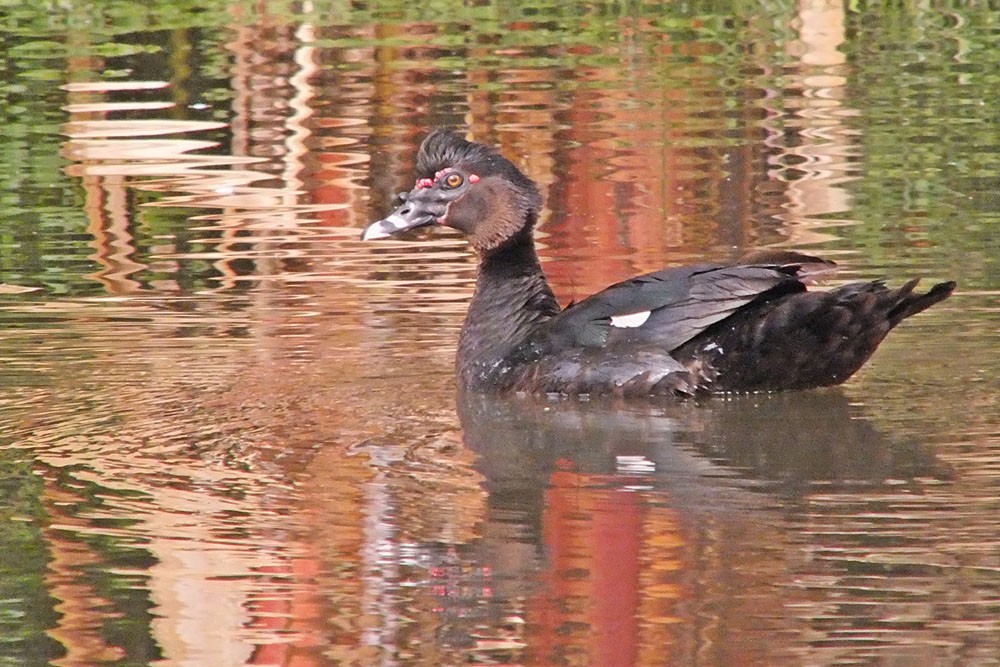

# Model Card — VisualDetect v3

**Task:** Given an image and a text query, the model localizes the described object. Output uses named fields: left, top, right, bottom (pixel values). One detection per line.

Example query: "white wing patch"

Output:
left=610, top=310, right=651, bottom=328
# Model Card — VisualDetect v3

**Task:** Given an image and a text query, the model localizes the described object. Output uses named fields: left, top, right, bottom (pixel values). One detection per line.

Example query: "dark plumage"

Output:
left=362, top=129, right=956, bottom=397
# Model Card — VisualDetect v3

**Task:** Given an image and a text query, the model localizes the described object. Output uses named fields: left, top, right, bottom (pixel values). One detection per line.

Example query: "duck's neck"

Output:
left=457, top=230, right=560, bottom=388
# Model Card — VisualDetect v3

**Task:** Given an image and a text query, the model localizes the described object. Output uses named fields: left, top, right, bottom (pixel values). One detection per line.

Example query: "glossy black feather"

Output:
left=545, top=263, right=805, bottom=350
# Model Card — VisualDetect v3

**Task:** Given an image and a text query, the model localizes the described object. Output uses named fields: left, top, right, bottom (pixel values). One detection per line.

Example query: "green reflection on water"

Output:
left=0, top=450, right=62, bottom=666
left=0, top=0, right=996, bottom=296
left=837, top=6, right=1000, bottom=288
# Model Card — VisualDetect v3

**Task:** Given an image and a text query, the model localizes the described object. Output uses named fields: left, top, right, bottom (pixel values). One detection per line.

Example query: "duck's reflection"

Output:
left=679, top=391, right=954, bottom=488
left=462, top=387, right=949, bottom=504
left=437, top=389, right=951, bottom=665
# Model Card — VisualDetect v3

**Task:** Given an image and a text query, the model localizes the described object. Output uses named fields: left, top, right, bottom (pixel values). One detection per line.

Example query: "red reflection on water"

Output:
left=527, top=467, right=681, bottom=666
left=246, top=551, right=328, bottom=667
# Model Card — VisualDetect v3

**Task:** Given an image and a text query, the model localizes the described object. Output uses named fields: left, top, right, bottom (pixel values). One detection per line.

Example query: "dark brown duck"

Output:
left=362, top=129, right=955, bottom=397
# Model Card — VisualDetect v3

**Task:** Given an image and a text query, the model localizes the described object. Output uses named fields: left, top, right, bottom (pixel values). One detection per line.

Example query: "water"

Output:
left=1, top=2, right=998, bottom=665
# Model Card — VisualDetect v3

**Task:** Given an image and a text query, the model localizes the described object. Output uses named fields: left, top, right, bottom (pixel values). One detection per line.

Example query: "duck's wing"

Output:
left=538, top=262, right=810, bottom=352
left=736, top=250, right=838, bottom=283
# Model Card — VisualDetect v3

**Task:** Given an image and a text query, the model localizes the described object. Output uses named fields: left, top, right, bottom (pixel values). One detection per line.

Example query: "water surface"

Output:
left=1, top=2, right=999, bottom=666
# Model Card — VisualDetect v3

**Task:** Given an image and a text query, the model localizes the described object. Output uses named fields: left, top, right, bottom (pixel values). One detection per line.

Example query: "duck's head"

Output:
left=362, top=129, right=542, bottom=254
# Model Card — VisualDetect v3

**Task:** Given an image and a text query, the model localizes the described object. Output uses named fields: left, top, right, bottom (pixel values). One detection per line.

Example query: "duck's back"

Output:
left=488, top=264, right=955, bottom=397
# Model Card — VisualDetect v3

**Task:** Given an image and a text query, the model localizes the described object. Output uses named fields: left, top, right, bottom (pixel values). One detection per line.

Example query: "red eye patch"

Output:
left=415, top=170, right=479, bottom=188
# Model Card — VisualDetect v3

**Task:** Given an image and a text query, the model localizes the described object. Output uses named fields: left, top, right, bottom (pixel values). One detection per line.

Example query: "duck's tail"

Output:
left=888, top=279, right=956, bottom=327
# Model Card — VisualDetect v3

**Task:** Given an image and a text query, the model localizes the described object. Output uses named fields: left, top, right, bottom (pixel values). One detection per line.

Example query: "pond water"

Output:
left=1, top=2, right=999, bottom=666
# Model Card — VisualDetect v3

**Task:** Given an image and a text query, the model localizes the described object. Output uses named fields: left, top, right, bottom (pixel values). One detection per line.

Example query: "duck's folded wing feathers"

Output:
left=540, top=263, right=807, bottom=351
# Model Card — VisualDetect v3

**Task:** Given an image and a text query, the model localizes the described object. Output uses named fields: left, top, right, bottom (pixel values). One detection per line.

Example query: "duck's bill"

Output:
left=361, top=200, right=438, bottom=240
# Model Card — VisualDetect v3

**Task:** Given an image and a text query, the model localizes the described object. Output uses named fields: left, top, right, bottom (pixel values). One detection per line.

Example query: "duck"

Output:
left=362, top=129, right=955, bottom=397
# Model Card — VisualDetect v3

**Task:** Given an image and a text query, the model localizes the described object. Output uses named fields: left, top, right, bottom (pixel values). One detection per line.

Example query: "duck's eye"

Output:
left=444, top=173, right=463, bottom=189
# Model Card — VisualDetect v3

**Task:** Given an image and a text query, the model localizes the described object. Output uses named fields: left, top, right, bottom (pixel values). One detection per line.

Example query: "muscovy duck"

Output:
left=362, top=129, right=955, bottom=396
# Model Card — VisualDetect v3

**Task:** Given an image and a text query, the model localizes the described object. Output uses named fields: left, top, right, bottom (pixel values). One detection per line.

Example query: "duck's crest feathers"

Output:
left=416, top=129, right=498, bottom=178
left=416, top=130, right=539, bottom=199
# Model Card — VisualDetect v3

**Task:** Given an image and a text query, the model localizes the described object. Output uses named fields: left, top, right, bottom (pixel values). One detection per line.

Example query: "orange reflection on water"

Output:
left=774, top=0, right=859, bottom=247
left=529, top=469, right=673, bottom=666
